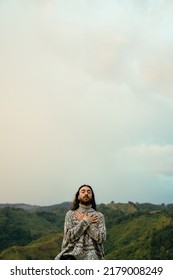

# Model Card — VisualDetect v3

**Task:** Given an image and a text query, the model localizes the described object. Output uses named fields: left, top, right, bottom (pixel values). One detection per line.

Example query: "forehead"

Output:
left=79, top=186, right=92, bottom=192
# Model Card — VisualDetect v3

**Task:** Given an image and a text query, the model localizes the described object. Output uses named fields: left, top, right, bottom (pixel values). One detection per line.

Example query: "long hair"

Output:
left=71, top=184, right=97, bottom=210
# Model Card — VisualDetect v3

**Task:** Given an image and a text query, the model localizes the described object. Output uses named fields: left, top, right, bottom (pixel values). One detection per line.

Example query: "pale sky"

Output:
left=1, top=0, right=173, bottom=206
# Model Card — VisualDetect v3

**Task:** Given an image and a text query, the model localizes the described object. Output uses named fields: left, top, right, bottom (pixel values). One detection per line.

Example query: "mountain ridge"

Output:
left=0, top=201, right=168, bottom=211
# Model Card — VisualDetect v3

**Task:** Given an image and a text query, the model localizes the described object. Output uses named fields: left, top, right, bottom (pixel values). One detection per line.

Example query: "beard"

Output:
left=79, top=196, right=92, bottom=205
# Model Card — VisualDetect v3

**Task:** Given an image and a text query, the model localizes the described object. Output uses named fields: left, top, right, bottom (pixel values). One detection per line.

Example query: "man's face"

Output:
left=78, top=186, right=93, bottom=205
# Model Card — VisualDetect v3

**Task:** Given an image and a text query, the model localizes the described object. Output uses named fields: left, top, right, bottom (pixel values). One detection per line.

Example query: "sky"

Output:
left=1, top=0, right=173, bottom=206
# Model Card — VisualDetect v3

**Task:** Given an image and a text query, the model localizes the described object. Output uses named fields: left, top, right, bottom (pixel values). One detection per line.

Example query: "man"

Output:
left=55, top=184, right=106, bottom=260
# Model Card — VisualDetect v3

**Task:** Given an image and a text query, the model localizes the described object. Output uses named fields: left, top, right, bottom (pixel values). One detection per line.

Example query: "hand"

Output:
left=74, top=211, right=98, bottom=223
left=84, top=212, right=98, bottom=223
left=74, top=211, right=85, bottom=221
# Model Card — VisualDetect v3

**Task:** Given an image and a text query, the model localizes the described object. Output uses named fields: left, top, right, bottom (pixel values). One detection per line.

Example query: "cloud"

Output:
left=118, top=144, right=173, bottom=176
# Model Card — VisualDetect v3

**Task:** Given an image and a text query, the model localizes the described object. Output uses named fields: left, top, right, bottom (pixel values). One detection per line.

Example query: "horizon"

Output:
left=0, top=200, right=171, bottom=207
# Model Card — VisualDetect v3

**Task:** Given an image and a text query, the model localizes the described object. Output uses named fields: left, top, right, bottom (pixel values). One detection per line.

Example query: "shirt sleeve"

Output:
left=87, top=213, right=106, bottom=244
left=63, top=211, right=90, bottom=244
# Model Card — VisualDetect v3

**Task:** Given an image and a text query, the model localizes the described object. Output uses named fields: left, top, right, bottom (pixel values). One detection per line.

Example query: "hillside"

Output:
left=0, top=206, right=65, bottom=252
left=0, top=202, right=173, bottom=260
left=105, top=214, right=172, bottom=259
left=0, top=233, right=63, bottom=260
left=106, top=201, right=138, bottom=213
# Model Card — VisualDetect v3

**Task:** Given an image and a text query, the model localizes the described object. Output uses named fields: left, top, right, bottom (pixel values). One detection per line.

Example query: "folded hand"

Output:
left=75, top=211, right=98, bottom=223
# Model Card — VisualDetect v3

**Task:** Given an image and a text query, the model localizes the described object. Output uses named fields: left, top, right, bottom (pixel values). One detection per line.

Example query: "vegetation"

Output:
left=0, top=202, right=173, bottom=259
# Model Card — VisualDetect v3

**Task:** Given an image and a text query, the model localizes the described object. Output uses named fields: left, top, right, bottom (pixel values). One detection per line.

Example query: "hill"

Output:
left=0, top=233, right=63, bottom=260
left=0, top=203, right=40, bottom=211
left=105, top=213, right=172, bottom=259
left=0, top=202, right=173, bottom=259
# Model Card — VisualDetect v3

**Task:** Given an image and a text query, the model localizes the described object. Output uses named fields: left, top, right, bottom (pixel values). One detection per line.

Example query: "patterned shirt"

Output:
left=55, top=204, right=106, bottom=260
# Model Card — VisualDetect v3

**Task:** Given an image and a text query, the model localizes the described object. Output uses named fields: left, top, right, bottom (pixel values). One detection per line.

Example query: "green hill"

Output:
left=0, top=202, right=173, bottom=260
left=105, top=214, right=172, bottom=259
left=0, top=233, right=63, bottom=260
left=106, top=201, right=138, bottom=213
left=0, top=206, right=65, bottom=252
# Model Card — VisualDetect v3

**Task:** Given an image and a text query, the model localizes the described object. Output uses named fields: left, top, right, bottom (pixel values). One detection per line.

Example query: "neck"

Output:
left=78, top=203, right=94, bottom=213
